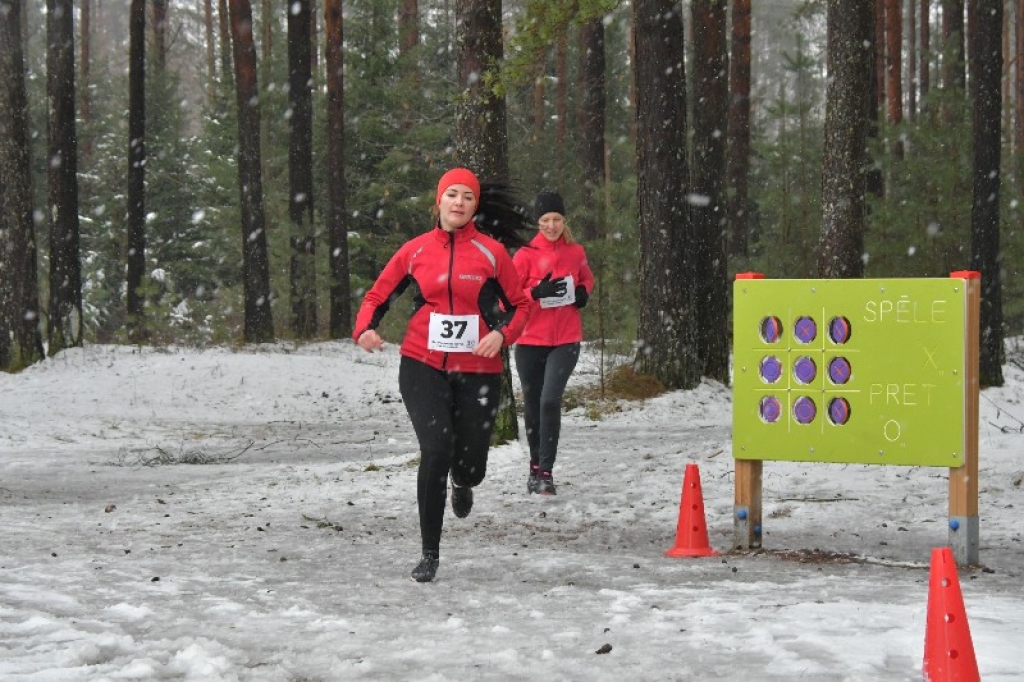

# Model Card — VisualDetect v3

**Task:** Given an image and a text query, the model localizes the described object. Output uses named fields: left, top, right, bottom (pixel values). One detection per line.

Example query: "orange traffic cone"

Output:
left=923, top=547, right=979, bottom=682
left=665, top=463, right=719, bottom=558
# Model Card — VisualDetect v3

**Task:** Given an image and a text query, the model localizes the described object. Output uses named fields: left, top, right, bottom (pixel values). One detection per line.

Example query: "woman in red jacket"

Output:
left=354, top=168, right=532, bottom=583
left=513, top=191, right=595, bottom=496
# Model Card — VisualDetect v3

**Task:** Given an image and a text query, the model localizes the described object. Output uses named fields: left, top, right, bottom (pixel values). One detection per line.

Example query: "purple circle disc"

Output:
left=829, top=316, right=852, bottom=344
left=794, top=316, right=817, bottom=344
left=828, top=357, right=852, bottom=384
left=760, top=316, right=782, bottom=343
left=759, top=356, right=782, bottom=383
left=759, top=396, right=782, bottom=423
left=793, top=356, right=817, bottom=384
left=793, top=396, right=816, bottom=424
left=828, top=397, right=851, bottom=425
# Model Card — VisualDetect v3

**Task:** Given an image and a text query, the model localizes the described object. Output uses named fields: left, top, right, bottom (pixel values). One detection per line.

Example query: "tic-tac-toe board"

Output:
left=732, top=277, right=968, bottom=466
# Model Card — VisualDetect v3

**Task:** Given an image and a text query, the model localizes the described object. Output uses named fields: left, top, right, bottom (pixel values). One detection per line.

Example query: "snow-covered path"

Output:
left=1, top=343, right=1022, bottom=680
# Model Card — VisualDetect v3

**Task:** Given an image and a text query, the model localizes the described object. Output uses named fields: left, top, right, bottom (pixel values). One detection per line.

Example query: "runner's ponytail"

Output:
left=474, top=182, right=534, bottom=250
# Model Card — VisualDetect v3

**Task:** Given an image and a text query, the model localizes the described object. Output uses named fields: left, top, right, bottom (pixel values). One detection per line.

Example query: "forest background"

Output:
left=0, top=0, right=1022, bottom=393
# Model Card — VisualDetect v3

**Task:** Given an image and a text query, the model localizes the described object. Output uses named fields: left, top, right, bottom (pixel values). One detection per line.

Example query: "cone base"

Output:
left=665, top=546, right=720, bottom=558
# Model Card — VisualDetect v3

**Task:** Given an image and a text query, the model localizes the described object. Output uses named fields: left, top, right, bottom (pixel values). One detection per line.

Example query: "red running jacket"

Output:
left=512, top=232, right=595, bottom=347
left=353, top=222, right=531, bottom=374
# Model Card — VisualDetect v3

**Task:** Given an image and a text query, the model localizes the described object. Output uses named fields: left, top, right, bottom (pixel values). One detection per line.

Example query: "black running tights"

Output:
left=513, top=343, right=580, bottom=472
left=399, top=356, right=501, bottom=553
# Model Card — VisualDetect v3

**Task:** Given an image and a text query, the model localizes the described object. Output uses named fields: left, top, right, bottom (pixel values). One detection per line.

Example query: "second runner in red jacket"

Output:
left=512, top=190, right=595, bottom=496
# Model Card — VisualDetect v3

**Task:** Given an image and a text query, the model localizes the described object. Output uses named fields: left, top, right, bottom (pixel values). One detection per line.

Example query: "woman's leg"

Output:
left=449, top=371, right=501, bottom=488
left=399, top=357, right=454, bottom=554
left=514, top=344, right=551, bottom=466
left=536, top=343, right=580, bottom=472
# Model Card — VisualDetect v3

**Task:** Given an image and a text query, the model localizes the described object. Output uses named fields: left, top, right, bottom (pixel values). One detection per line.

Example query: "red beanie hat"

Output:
left=436, top=168, right=480, bottom=205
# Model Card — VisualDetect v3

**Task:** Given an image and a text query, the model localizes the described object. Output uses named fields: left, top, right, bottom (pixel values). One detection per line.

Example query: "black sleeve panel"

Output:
left=368, top=275, right=413, bottom=330
left=479, top=278, right=516, bottom=331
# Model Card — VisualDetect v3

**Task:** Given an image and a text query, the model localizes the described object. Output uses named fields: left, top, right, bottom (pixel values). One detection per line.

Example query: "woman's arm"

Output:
left=490, top=249, right=532, bottom=346
left=352, top=244, right=413, bottom=345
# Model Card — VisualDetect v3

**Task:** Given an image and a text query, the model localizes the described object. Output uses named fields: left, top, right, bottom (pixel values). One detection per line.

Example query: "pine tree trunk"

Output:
left=0, top=0, right=45, bottom=370
left=204, top=0, right=215, bottom=102
left=261, top=0, right=271, bottom=66
left=399, top=0, right=418, bottom=55
left=126, top=0, right=147, bottom=343
left=152, top=0, right=167, bottom=69
left=454, top=0, right=506, bottom=175
left=633, top=0, right=700, bottom=390
left=886, top=0, right=903, bottom=127
left=454, top=0, right=518, bottom=443
left=218, top=0, right=231, bottom=84
left=909, top=0, right=917, bottom=121
left=920, top=0, right=931, bottom=104
left=46, top=0, right=84, bottom=354
left=875, top=0, right=886, bottom=112
left=819, top=0, right=874, bottom=279
left=309, top=0, right=318, bottom=84
left=556, top=36, right=568, bottom=157
left=532, top=71, right=544, bottom=137
left=942, top=0, right=965, bottom=92
left=885, top=0, right=903, bottom=162
left=79, top=0, right=91, bottom=140
left=866, top=0, right=886, bottom=196
left=578, top=18, right=605, bottom=242
left=325, top=0, right=351, bottom=339
left=288, top=0, right=317, bottom=339
left=968, top=0, right=1004, bottom=386
left=727, top=0, right=752, bottom=258
left=229, top=0, right=275, bottom=344
left=691, top=0, right=730, bottom=384
left=1016, top=0, right=1023, bottom=166
left=1001, top=0, right=1009, bottom=116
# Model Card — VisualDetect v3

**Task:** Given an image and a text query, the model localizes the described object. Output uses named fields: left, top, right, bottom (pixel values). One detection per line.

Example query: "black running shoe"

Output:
left=537, top=471, right=556, bottom=496
left=451, top=484, right=473, bottom=518
left=527, top=465, right=540, bottom=494
left=411, top=552, right=439, bottom=582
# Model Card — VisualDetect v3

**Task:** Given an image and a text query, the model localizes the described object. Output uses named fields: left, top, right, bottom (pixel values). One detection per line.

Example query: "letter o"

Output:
left=883, top=420, right=901, bottom=442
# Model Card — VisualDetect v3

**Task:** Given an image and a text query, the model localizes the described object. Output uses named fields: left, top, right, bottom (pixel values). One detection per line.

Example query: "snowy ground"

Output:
left=1, top=341, right=1022, bottom=681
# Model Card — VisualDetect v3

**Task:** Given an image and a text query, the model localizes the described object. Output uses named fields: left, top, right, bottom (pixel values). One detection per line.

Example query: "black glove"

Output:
left=531, top=272, right=567, bottom=300
left=573, top=285, right=589, bottom=308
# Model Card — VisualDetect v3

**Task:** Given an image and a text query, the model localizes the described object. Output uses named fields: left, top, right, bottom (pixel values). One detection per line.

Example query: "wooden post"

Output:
left=948, top=271, right=980, bottom=566
left=733, top=459, right=762, bottom=550
left=733, top=272, right=765, bottom=552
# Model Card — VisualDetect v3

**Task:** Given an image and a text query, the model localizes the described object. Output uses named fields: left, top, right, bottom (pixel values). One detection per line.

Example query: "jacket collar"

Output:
left=433, top=221, right=480, bottom=244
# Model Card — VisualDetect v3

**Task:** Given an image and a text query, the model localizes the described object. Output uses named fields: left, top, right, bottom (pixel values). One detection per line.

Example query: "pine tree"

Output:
left=634, top=0, right=700, bottom=389
left=818, top=0, right=874, bottom=279
left=46, top=0, right=84, bottom=353
left=0, top=0, right=45, bottom=370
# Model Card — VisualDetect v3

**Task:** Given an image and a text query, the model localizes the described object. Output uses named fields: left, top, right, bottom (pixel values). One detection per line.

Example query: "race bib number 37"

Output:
left=428, top=313, right=480, bottom=352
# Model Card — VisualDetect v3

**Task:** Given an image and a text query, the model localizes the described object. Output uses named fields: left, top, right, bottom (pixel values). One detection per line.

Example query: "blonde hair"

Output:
left=560, top=222, right=576, bottom=245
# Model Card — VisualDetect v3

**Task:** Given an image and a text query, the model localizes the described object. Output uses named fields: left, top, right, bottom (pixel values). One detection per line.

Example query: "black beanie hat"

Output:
left=533, top=191, right=566, bottom=220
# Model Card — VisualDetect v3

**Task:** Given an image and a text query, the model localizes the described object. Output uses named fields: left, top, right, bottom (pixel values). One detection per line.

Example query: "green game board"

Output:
left=732, top=277, right=968, bottom=467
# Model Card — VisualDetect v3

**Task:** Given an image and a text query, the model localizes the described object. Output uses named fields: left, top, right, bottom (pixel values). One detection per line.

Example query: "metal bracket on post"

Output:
left=948, top=515, right=979, bottom=567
